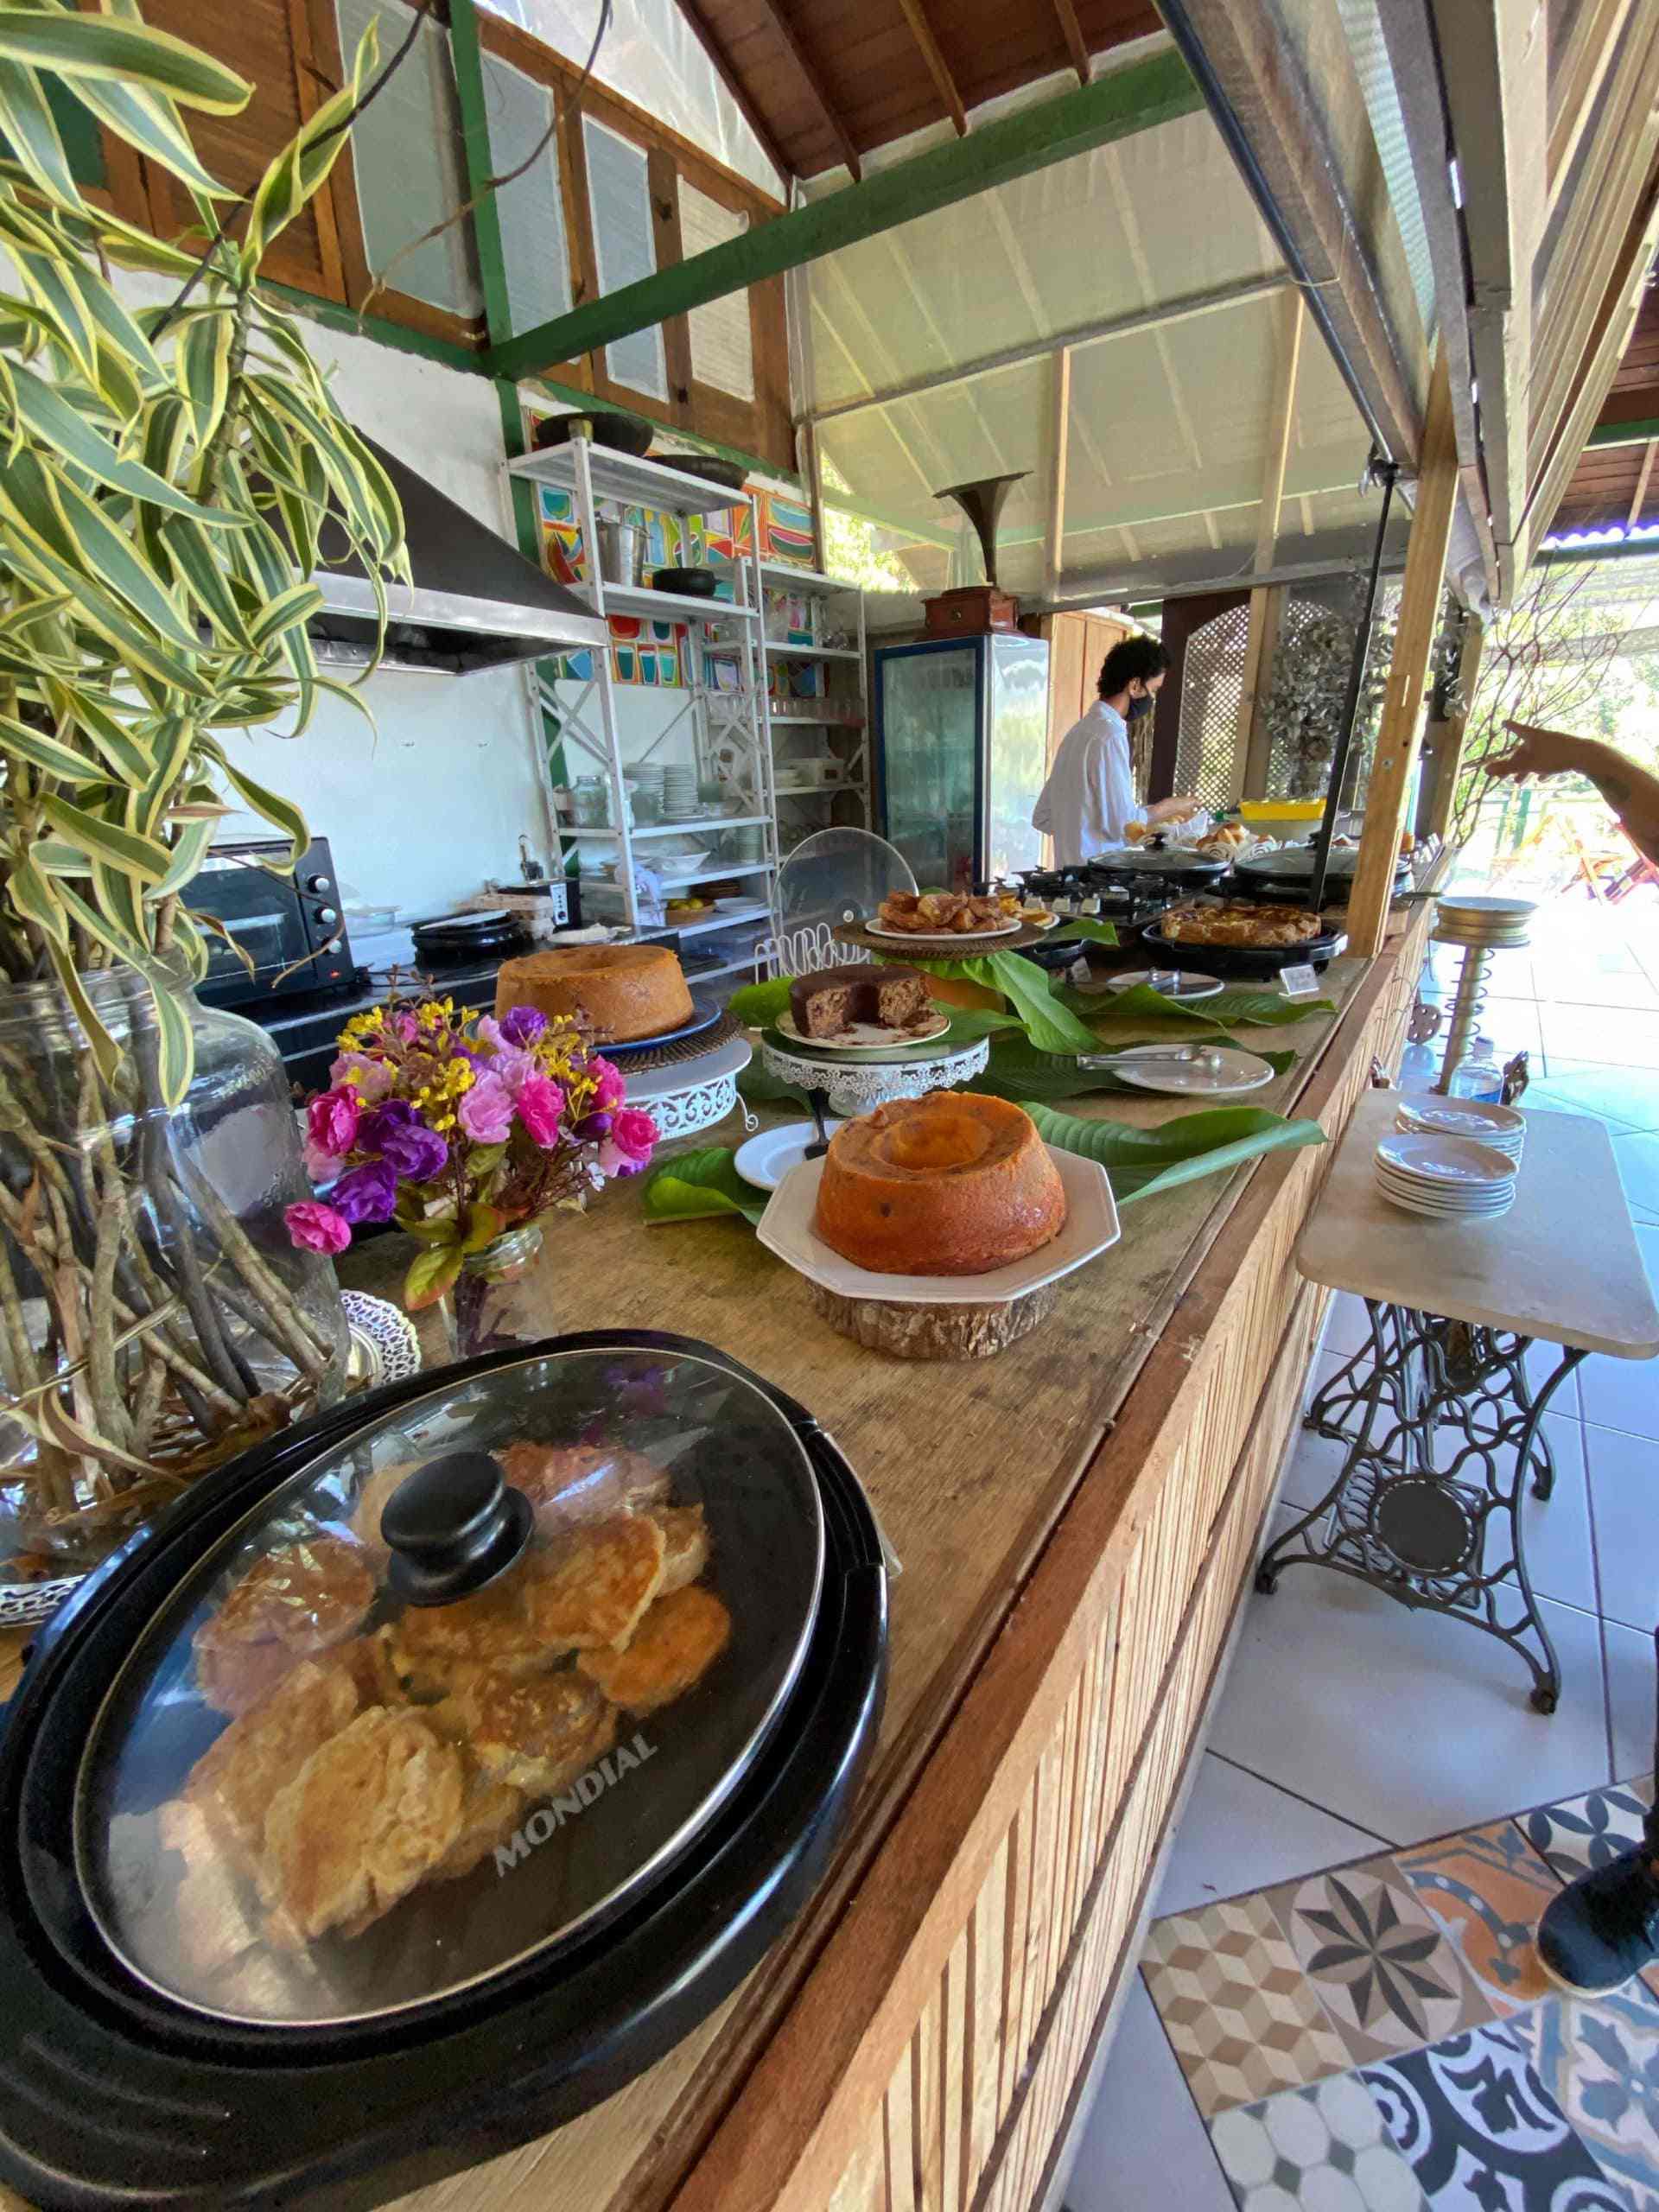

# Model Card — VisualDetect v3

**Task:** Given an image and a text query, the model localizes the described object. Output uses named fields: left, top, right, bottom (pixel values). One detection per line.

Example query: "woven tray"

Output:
left=831, top=918, right=1053, bottom=960
left=603, top=1007, right=744, bottom=1074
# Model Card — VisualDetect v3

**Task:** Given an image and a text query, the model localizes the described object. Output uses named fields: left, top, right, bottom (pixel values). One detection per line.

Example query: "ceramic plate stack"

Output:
left=1374, top=1130, right=1517, bottom=1220
left=663, top=764, right=698, bottom=819
left=1395, top=1095, right=1525, bottom=1165
left=1431, top=893, right=1535, bottom=950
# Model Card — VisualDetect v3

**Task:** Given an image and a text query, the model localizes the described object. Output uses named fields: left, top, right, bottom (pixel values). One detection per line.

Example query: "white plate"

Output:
left=1373, top=1165, right=1514, bottom=1205
left=1374, top=1178, right=1514, bottom=1213
left=774, top=1008, right=951, bottom=1056
left=1395, top=1096, right=1525, bottom=1147
left=1375, top=1131, right=1517, bottom=1185
left=1105, top=1045, right=1276, bottom=1096
left=734, top=1119, right=846, bottom=1191
left=1376, top=1185, right=1515, bottom=1222
left=1090, top=969, right=1225, bottom=1001
left=866, top=917, right=1022, bottom=942
left=757, top=1146, right=1121, bottom=1306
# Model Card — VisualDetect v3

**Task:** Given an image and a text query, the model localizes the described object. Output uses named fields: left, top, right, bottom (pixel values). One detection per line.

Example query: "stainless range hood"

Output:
left=307, top=435, right=611, bottom=677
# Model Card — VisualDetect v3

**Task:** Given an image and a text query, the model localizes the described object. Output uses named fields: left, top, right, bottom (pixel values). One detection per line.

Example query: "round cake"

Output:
left=494, top=944, right=694, bottom=1044
left=814, top=1093, right=1066, bottom=1277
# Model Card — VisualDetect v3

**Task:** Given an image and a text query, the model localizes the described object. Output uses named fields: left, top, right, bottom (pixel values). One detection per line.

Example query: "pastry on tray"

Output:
left=815, top=1093, right=1066, bottom=1277
left=1160, top=901, right=1322, bottom=948
left=578, top=1586, right=733, bottom=1714
left=194, top=1537, right=376, bottom=1716
left=874, top=891, right=1007, bottom=935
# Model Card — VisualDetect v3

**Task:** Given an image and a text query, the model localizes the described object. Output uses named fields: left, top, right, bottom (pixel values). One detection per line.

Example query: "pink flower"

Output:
left=307, top=1087, right=359, bottom=1160
left=515, top=1074, right=565, bottom=1148
left=458, top=1071, right=515, bottom=1145
left=285, top=1200, right=352, bottom=1255
left=597, top=1136, right=642, bottom=1179
left=391, top=1012, right=419, bottom=1043
left=329, top=1051, right=393, bottom=1101
left=490, top=1046, right=537, bottom=1098
left=303, top=1138, right=341, bottom=1181
left=610, top=1106, right=658, bottom=1164
left=474, top=1015, right=507, bottom=1051
left=589, top=1056, right=626, bottom=1112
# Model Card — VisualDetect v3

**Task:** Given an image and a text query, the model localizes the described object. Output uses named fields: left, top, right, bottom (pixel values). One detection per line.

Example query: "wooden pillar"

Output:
left=1231, top=293, right=1304, bottom=801
left=1347, top=351, right=1460, bottom=956
left=1422, top=615, right=1486, bottom=842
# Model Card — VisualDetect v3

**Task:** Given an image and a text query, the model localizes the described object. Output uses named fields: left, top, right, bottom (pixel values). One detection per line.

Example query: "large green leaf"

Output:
left=0, top=53, right=77, bottom=202
left=0, top=11, right=251, bottom=111
left=1058, top=981, right=1337, bottom=1044
left=38, top=789, right=171, bottom=883
left=7, top=361, right=234, bottom=518
left=640, top=1148, right=768, bottom=1227
left=970, top=1033, right=1295, bottom=1103
left=1022, top=1102, right=1325, bottom=1204
left=923, top=948, right=1102, bottom=1053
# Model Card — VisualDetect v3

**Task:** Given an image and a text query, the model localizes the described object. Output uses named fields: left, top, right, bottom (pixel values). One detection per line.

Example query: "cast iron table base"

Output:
left=1255, top=1299, right=1585, bottom=1713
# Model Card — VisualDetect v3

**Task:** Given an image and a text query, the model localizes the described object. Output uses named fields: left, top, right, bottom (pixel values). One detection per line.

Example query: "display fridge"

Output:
left=873, top=632, right=1050, bottom=890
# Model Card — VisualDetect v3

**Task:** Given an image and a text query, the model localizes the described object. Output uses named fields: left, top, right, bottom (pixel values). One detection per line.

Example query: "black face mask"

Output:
left=1126, top=691, right=1154, bottom=722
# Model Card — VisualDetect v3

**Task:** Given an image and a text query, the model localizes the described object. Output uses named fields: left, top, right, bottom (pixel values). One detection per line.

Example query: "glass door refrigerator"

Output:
left=873, top=632, right=1050, bottom=890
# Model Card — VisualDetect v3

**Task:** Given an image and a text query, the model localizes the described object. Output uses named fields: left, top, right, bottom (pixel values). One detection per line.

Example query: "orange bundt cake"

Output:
left=814, top=1092, right=1066, bottom=1277
left=494, top=944, right=694, bottom=1044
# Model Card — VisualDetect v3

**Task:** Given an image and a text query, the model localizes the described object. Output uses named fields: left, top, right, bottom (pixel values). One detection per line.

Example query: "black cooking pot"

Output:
left=652, top=567, right=721, bottom=599
left=412, top=910, right=531, bottom=965
left=0, top=1333, right=887, bottom=2210
left=533, top=410, right=653, bottom=456
left=1139, top=916, right=1348, bottom=977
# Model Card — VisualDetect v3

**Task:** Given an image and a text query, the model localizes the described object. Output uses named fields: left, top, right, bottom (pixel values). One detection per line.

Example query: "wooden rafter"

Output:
left=1630, top=440, right=1659, bottom=529
left=671, top=0, right=792, bottom=188
left=1052, top=0, right=1090, bottom=83
left=749, top=0, right=863, bottom=181
left=897, top=0, right=967, bottom=136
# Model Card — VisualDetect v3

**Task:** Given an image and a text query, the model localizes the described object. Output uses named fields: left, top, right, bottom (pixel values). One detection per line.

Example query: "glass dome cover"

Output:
left=74, top=1344, right=825, bottom=2030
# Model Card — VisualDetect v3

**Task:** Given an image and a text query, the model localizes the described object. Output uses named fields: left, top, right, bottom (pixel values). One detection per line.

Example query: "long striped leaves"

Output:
left=176, top=310, right=232, bottom=449
left=52, top=875, right=194, bottom=1100
left=60, top=71, right=232, bottom=200
left=134, top=714, right=193, bottom=833
left=0, top=707, right=100, bottom=782
left=206, top=748, right=306, bottom=867
left=168, top=902, right=208, bottom=983
left=0, top=54, right=77, bottom=202
left=0, top=446, right=200, bottom=653
left=45, top=681, right=154, bottom=783
left=46, top=937, right=119, bottom=1082
left=37, top=789, right=171, bottom=883
left=161, top=513, right=257, bottom=650
left=152, top=813, right=213, bottom=900
left=246, top=581, right=321, bottom=652
left=0, top=11, right=250, bottom=112
left=9, top=361, right=235, bottom=518
left=247, top=376, right=402, bottom=561
left=7, top=849, right=69, bottom=950
left=242, top=25, right=372, bottom=271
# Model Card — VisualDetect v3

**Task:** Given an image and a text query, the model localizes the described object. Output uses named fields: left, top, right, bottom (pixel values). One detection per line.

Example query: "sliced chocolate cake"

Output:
left=788, top=963, right=930, bottom=1039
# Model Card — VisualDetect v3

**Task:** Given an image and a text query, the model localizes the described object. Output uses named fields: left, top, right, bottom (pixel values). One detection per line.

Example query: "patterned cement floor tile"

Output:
left=1397, top=1820, right=1562, bottom=2018
left=1519, top=1988, right=1659, bottom=2209
left=1263, top=1856, right=1493, bottom=2068
left=1524, top=1777, right=1656, bottom=1885
left=1210, top=2072, right=1429, bottom=2211
left=1362, top=2019, right=1637, bottom=2209
left=1142, top=1892, right=1352, bottom=2119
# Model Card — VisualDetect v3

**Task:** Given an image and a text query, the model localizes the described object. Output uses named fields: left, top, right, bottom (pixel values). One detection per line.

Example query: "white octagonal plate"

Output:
left=755, top=1144, right=1121, bottom=1306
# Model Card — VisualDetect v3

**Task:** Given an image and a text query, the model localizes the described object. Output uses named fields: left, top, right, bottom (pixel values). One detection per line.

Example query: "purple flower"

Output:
left=574, top=1109, right=613, bottom=1141
left=598, top=1136, right=648, bottom=1179
left=359, top=1099, right=448, bottom=1181
left=499, top=1004, right=548, bottom=1047
left=458, top=1072, right=514, bottom=1145
left=489, top=1046, right=537, bottom=1097
left=285, top=1200, right=352, bottom=1255
left=330, top=1160, right=398, bottom=1225
left=359, top=1099, right=416, bottom=1147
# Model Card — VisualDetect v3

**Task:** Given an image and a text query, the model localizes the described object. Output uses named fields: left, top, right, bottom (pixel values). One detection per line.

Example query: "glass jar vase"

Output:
left=0, top=970, right=348, bottom=1572
left=435, top=1224, right=545, bottom=1364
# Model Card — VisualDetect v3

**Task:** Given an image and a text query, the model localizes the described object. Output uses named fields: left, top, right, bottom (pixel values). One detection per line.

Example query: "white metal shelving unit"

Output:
left=755, top=562, right=870, bottom=849
left=505, top=441, right=780, bottom=975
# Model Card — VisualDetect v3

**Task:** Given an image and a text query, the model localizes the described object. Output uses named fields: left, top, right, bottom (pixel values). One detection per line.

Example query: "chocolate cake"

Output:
left=788, top=963, right=930, bottom=1039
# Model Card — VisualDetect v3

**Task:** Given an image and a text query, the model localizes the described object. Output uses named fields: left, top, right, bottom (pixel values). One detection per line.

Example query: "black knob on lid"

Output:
left=379, top=1451, right=532, bottom=1606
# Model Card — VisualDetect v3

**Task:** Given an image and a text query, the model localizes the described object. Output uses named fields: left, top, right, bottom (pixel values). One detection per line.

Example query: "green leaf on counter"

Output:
left=1023, top=1103, right=1325, bottom=1204
left=1060, top=982, right=1336, bottom=1043
left=640, top=1147, right=768, bottom=1227
left=922, top=949, right=1102, bottom=1053
left=970, top=1033, right=1295, bottom=1102
left=1044, top=916, right=1120, bottom=948
left=727, top=974, right=793, bottom=1027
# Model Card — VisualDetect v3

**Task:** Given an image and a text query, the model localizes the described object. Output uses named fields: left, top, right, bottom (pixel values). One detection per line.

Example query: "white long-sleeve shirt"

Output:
left=1031, top=701, right=1147, bottom=867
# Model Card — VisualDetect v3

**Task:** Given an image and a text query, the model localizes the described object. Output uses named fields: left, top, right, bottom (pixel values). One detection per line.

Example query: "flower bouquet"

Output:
left=286, top=996, right=659, bottom=1357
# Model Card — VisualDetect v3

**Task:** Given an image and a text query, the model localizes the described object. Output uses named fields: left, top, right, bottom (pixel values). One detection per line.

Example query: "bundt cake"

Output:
left=494, top=944, right=694, bottom=1044
left=814, top=1092, right=1066, bottom=1276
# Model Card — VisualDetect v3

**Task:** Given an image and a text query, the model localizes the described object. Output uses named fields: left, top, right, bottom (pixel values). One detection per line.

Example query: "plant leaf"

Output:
left=37, top=790, right=170, bottom=883
left=640, top=1148, right=767, bottom=1227
left=1022, top=1102, right=1326, bottom=1204
left=405, top=1241, right=463, bottom=1309
left=207, top=750, right=308, bottom=864
left=0, top=709, right=100, bottom=782
left=0, top=11, right=251, bottom=112
left=727, top=974, right=792, bottom=1027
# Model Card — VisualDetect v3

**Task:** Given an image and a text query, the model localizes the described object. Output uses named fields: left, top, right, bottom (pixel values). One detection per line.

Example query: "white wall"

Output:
left=118, top=274, right=553, bottom=922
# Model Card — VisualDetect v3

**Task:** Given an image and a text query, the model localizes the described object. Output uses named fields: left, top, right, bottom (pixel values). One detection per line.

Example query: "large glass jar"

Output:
left=0, top=969, right=348, bottom=1571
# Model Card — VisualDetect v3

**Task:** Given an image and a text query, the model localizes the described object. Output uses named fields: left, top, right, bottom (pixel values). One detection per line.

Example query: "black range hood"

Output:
left=307, top=436, right=611, bottom=677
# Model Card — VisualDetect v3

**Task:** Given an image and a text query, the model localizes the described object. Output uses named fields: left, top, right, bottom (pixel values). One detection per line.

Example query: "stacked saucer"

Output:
left=1374, top=1130, right=1517, bottom=1219
left=1395, top=1094, right=1525, bottom=1165
left=663, top=763, right=699, bottom=818
left=1431, top=893, right=1535, bottom=951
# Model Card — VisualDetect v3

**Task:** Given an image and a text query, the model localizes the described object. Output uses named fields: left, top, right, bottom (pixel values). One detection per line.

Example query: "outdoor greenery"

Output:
left=1260, top=583, right=1397, bottom=800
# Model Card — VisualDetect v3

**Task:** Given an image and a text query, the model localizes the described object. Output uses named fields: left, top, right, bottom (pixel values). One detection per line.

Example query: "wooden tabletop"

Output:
left=1297, top=1089, right=1659, bottom=1357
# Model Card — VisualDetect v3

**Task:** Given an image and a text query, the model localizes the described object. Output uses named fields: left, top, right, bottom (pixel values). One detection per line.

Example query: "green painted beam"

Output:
left=1587, top=416, right=1659, bottom=448
left=259, top=281, right=483, bottom=372
left=486, top=50, right=1204, bottom=382
left=448, top=0, right=513, bottom=353
left=524, top=374, right=802, bottom=490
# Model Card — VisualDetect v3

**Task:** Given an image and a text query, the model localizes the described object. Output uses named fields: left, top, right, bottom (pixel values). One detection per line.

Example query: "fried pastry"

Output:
left=1161, top=899, right=1320, bottom=948
left=497, top=1440, right=670, bottom=1535
left=260, top=1708, right=465, bottom=1946
left=520, top=1513, right=666, bottom=1652
left=874, top=889, right=1005, bottom=936
left=578, top=1586, right=732, bottom=1714
left=184, top=1655, right=364, bottom=1873
left=651, top=1503, right=709, bottom=1597
left=438, top=1667, right=615, bottom=1796
left=194, top=1537, right=375, bottom=1716
left=429, top=1758, right=526, bottom=1883
left=156, top=1799, right=266, bottom=1977
left=385, top=1575, right=546, bottom=1701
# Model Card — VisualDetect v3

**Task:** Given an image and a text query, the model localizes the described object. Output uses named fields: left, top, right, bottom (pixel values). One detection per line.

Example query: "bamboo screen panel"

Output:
left=1173, top=601, right=1250, bottom=814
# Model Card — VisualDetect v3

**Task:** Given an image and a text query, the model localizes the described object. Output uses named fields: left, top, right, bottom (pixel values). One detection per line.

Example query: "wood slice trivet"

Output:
left=806, top=1280, right=1058, bottom=1360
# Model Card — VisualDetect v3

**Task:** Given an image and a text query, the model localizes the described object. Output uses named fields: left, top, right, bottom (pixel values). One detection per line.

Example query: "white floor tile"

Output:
left=1528, top=1060, right=1659, bottom=1131
left=1605, top=1616, right=1656, bottom=1781
left=1614, top=1132, right=1659, bottom=1219
left=1580, top=1351, right=1659, bottom=1441
left=1063, top=1979, right=1233, bottom=2212
left=1207, top=1531, right=1611, bottom=1846
left=1541, top=1014, right=1659, bottom=1073
left=1322, top=1291, right=1371, bottom=1357
left=1153, top=1752, right=1384, bottom=1916
left=1585, top=1421, right=1659, bottom=1630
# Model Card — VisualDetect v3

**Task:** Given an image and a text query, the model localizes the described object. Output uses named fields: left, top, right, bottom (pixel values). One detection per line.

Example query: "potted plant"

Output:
left=0, top=6, right=405, bottom=1566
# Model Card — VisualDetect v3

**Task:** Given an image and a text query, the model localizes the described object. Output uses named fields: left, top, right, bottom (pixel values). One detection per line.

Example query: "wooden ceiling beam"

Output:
left=1627, top=441, right=1657, bottom=530
left=670, top=0, right=793, bottom=188
left=896, top=0, right=967, bottom=137
left=1594, top=376, right=1659, bottom=433
left=1052, top=0, right=1090, bottom=84
left=747, top=0, right=863, bottom=181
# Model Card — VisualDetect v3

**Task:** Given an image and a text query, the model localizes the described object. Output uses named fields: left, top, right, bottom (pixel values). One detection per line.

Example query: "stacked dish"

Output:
left=1395, top=1094, right=1525, bottom=1165
left=664, top=763, right=699, bottom=818
left=1374, top=1130, right=1517, bottom=1220
left=1431, top=893, right=1535, bottom=950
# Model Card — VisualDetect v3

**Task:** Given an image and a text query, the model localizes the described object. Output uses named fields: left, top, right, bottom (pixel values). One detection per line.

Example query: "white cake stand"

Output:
left=758, top=1033, right=990, bottom=1117
left=623, top=1033, right=755, bottom=1141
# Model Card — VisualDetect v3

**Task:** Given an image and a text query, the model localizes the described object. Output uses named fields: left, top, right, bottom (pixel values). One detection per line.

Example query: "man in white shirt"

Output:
left=1032, top=637, right=1198, bottom=866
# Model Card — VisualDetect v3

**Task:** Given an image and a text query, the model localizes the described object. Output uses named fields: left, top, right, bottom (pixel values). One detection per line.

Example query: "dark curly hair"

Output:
left=1097, top=636, right=1171, bottom=701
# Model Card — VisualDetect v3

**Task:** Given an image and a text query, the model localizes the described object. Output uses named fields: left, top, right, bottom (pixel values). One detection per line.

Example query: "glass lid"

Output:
left=76, top=1344, right=825, bottom=2029
left=1093, top=846, right=1228, bottom=874
left=1236, top=844, right=1398, bottom=879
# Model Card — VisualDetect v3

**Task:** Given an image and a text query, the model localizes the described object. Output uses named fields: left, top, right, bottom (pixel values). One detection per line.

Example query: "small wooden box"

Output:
left=922, top=585, right=1020, bottom=636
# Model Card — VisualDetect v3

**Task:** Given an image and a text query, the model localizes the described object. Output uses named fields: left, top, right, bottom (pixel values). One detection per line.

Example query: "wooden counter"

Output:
left=0, top=910, right=1428, bottom=2212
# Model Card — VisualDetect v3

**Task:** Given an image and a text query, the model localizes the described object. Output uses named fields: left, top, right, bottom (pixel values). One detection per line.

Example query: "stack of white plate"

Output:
left=1374, top=1130, right=1517, bottom=1219
left=1395, top=1094, right=1525, bottom=1164
left=1431, top=893, right=1535, bottom=951
left=663, top=764, right=699, bottom=818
